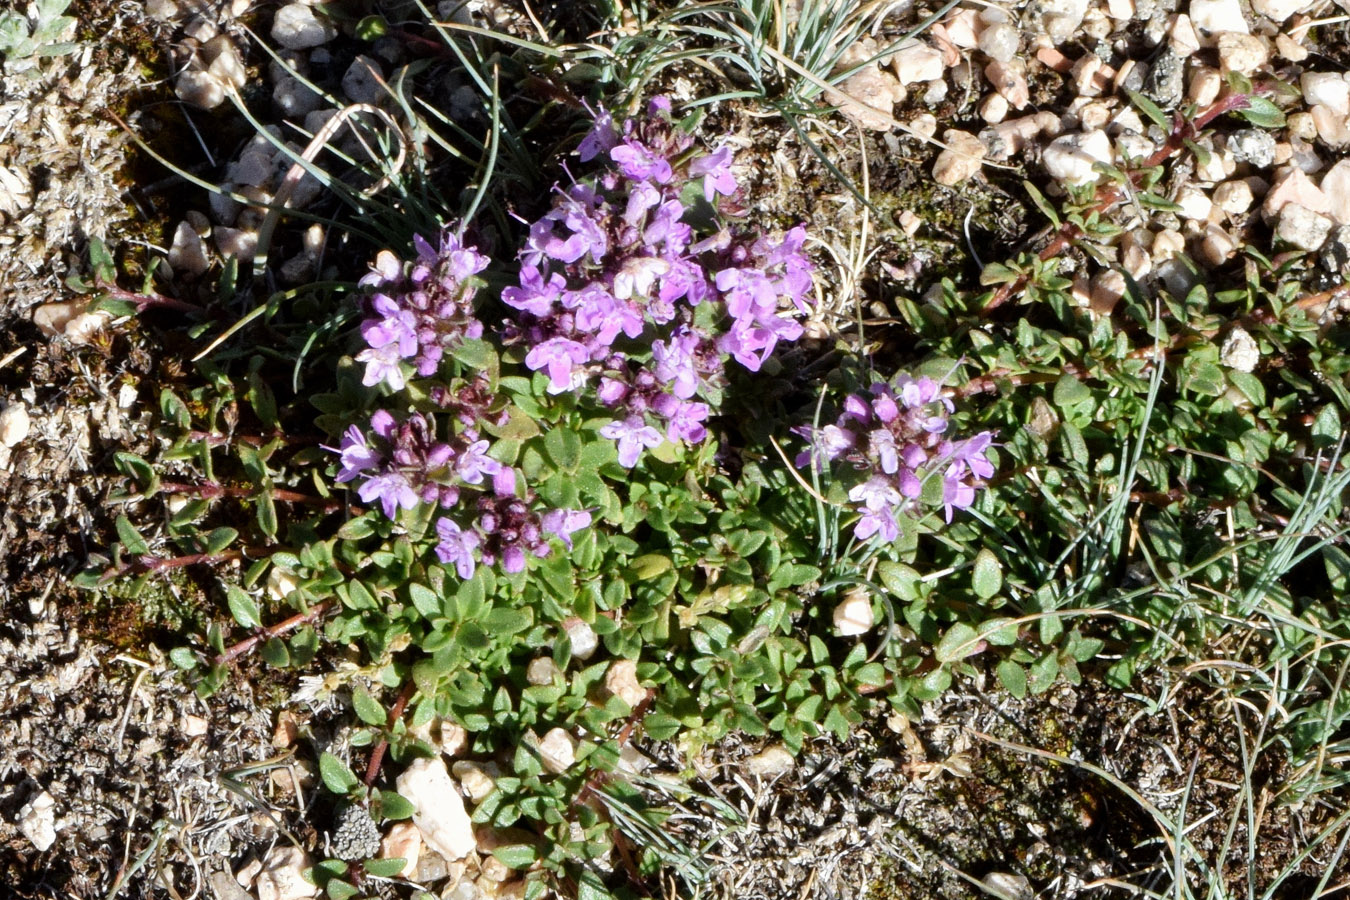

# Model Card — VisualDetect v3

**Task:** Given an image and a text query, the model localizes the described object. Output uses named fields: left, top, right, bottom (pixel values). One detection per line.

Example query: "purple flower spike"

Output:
left=336, top=426, right=381, bottom=483
left=600, top=416, right=665, bottom=467
left=526, top=338, right=591, bottom=394
left=435, top=518, right=480, bottom=579
left=689, top=145, right=737, bottom=200
left=454, top=439, right=502, bottom=485
left=358, top=472, right=419, bottom=520
left=541, top=509, right=593, bottom=549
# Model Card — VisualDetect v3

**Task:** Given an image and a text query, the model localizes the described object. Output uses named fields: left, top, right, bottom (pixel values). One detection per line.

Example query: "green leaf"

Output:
left=628, top=554, right=672, bottom=580
left=492, top=844, right=539, bottom=869
left=352, top=685, right=387, bottom=726
left=225, top=584, right=262, bottom=629
left=934, top=623, right=982, bottom=663
left=876, top=562, right=920, bottom=601
left=169, top=647, right=199, bottom=670
left=1126, top=88, right=1169, bottom=129
left=115, top=515, right=150, bottom=556
left=1236, top=96, right=1285, bottom=128
left=326, top=879, right=359, bottom=900
left=260, top=637, right=291, bottom=667
left=319, top=751, right=360, bottom=795
left=363, top=858, right=407, bottom=878
left=971, top=549, right=1002, bottom=600
left=996, top=660, right=1027, bottom=699
left=1022, top=180, right=1061, bottom=227
left=1311, top=404, right=1341, bottom=451
left=1052, top=373, right=1092, bottom=411
left=204, top=526, right=238, bottom=555
left=378, top=790, right=415, bottom=821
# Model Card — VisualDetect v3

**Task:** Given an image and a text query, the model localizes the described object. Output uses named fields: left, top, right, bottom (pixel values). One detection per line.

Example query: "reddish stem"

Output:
left=159, top=480, right=350, bottom=511
left=364, top=680, right=418, bottom=787
left=212, top=599, right=334, bottom=666
left=95, top=277, right=203, bottom=315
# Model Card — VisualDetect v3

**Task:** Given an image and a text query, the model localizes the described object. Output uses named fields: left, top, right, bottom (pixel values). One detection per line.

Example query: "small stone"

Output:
left=1188, top=66, right=1222, bottom=107
left=255, top=846, right=318, bottom=900
left=1123, top=232, right=1153, bottom=279
left=1189, top=0, right=1248, bottom=40
left=182, top=714, right=209, bottom=737
left=380, top=821, right=421, bottom=879
left=1198, top=223, right=1238, bottom=266
left=978, top=23, right=1019, bottom=62
left=893, top=40, right=945, bottom=85
left=1144, top=48, right=1185, bottom=107
left=451, top=761, right=497, bottom=803
left=980, top=93, right=1009, bottom=124
left=1107, top=0, right=1134, bottom=19
left=604, top=659, right=648, bottom=709
left=1321, top=160, right=1350, bottom=225
left=174, top=68, right=226, bottom=110
left=1321, top=225, right=1350, bottom=275
left=1168, top=14, right=1201, bottom=56
left=943, top=9, right=982, bottom=48
left=1275, top=33, right=1308, bottom=61
left=828, top=66, right=903, bottom=131
left=1277, top=203, right=1334, bottom=251
left=1152, top=228, right=1187, bottom=261
left=922, top=78, right=948, bottom=105
left=169, top=220, right=210, bottom=278
left=1042, top=129, right=1114, bottom=185
left=267, top=567, right=299, bottom=603
left=1078, top=101, right=1111, bottom=132
left=273, top=75, right=321, bottom=119
left=146, top=0, right=177, bottom=19
left=183, top=14, right=217, bottom=43
left=985, top=59, right=1029, bottom=108
left=1213, top=179, right=1255, bottom=214
left=1220, top=326, right=1260, bottom=372
left=1216, top=32, right=1268, bottom=75
left=1228, top=129, right=1276, bottom=168
left=273, top=712, right=300, bottom=748
left=1175, top=184, right=1214, bottom=220
left=18, top=790, right=56, bottom=851
left=236, top=858, right=263, bottom=889
left=342, top=55, right=384, bottom=105
left=1312, top=105, right=1350, bottom=147
left=1251, top=0, right=1308, bottom=20
left=1288, top=111, right=1318, bottom=142
left=833, top=589, right=874, bottom=636
left=1090, top=270, right=1127, bottom=314
left=1263, top=166, right=1329, bottom=219
left=271, top=4, right=337, bottom=50
left=396, top=757, right=477, bottom=861
left=981, top=872, right=1033, bottom=900
left=536, top=727, right=577, bottom=774
left=526, top=657, right=561, bottom=685
left=0, top=402, right=30, bottom=449
left=745, top=744, right=796, bottom=778
left=1071, top=54, right=1106, bottom=97
left=932, top=129, right=986, bottom=185
left=202, top=35, right=246, bottom=91
left=214, top=226, right=258, bottom=260
left=1301, top=72, right=1350, bottom=116
left=563, top=618, right=598, bottom=660
left=1035, top=0, right=1090, bottom=43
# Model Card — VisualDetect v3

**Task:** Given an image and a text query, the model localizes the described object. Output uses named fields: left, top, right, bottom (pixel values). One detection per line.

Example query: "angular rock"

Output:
left=18, top=790, right=55, bottom=850
left=451, top=761, right=497, bottom=803
left=255, top=846, right=318, bottom=900
left=1301, top=72, right=1350, bottom=116
left=1042, top=129, right=1114, bottom=185
left=1320, top=159, right=1350, bottom=225
left=834, top=590, right=874, bottom=635
left=604, top=659, right=648, bottom=709
left=1188, top=0, right=1248, bottom=39
left=1252, top=0, right=1308, bottom=20
left=1169, top=14, right=1201, bottom=56
left=1144, top=48, right=1185, bottom=108
left=1312, top=105, right=1350, bottom=147
left=536, top=728, right=576, bottom=774
left=271, top=4, right=336, bottom=50
left=827, top=66, right=903, bottom=132
left=978, top=23, right=1019, bottom=62
left=1262, top=166, right=1329, bottom=218
left=984, top=58, right=1029, bottom=108
left=342, top=55, right=384, bottom=105
left=169, top=220, right=210, bottom=278
left=1175, top=185, right=1213, bottom=220
left=1213, top=179, right=1254, bottom=215
left=892, top=40, right=944, bottom=85
left=380, top=821, right=422, bottom=879
left=1228, top=128, right=1276, bottom=168
left=1276, top=203, right=1334, bottom=251
left=1032, top=0, right=1090, bottom=43
left=1220, top=326, right=1260, bottom=372
left=396, top=757, right=476, bottom=861
left=745, top=744, right=796, bottom=778
left=932, top=129, right=986, bottom=184
left=1216, top=32, right=1267, bottom=75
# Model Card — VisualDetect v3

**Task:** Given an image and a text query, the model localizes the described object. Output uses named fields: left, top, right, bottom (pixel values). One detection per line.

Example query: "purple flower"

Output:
left=654, top=394, right=708, bottom=443
left=600, top=416, right=665, bottom=467
left=435, top=518, right=480, bottom=579
left=356, top=341, right=407, bottom=390
left=454, top=439, right=502, bottom=485
left=578, top=106, right=619, bottom=161
left=493, top=466, right=518, bottom=497
left=689, top=145, right=737, bottom=200
left=526, top=338, right=590, bottom=393
left=358, top=471, right=419, bottom=520
left=610, top=139, right=673, bottom=184
left=540, top=509, right=593, bottom=548
left=652, top=330, right=700, bottom=399
left=848, top=477, right=903, bottom=542
left=336, top=425, right=381, bottom=483
left=502, top=264, right=567, bottom=317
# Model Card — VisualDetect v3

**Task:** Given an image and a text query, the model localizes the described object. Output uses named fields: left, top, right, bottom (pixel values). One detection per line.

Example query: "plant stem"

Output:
left=364, top=680, right=418, bottom=787
left=212, top=599, right=334, bottom=666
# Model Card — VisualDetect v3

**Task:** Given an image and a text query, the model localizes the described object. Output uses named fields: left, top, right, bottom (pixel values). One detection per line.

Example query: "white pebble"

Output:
left=1175, top=184, right=1214, bottom=220
left=1042, top=129, right=1114, bottom=186
left=1220, top=326, right=1260, bottom=372
left=892, top=40, right=945, bottom=85
left=978, top=23, right=1019, bottom=62
left=833, top=590, right=874, bottom=636
left=396, top=757, right=477, bottom=861
left=271, top=4, right=336, bottom=50
left=1188, top=0, right=1249, bottom=39
left=1277, top=203, right=1334, bottom=251
left=1213, top=179, right=1254, bottom=215
left=17, top=790, right=55, bottom=851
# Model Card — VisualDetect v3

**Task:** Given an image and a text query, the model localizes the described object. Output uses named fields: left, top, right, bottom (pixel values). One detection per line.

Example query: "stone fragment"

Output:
left=1320, top=160, right=1350, bottom=225
left=18, top=790, right=56, bottom=850
left=562, top=618, right=598, bottom=660
left=1198, top=223, right=1238, bottom=266
left=380, top=821, right=421, bottom=879
left=451, top=761, right=497, bottom=803
left=1169, top=14, right=1201, bottom=56
left=604, top=659, right=648, bottom=709
left=1275, top=33, right=1308, bottom=62
left=536, top=728, right=577, bottom=774
left=909, top=112, right=938, bottom=140
left=942, top=9, right=982, bottom=48
left=745, top=744, right=796, bottom=778
left=396, top=757, right=476, bottom=861
left=1263, top=166, right=1330, bottom=218
left=1188, top=66, right=1221, bottom=107
left=1312, top=105, right=1350, bottom=147
left=1071, top=54, right=1107, bottom=97
left=1252, top=0, right=1308, bottom=20
left=271, top=4, right=337, bottom=50
left=342, top=55, right=384, bottom=105
left=1228, top=129, right=1276, bottom=168
left=985, top=59, right=1029, bottom=108
left=1288, top=111, right=1317, bottom=142
left=1090, top=270, right=1127, bottom=314
left=1322, top=225, right=1350, bottom=275
left=980, top=93, right=1009, bottom=124
left=1189, top=0, right=1248, bottom=39
left=1144, top=48, right=1185, bottom=107
left=202, top=35, right=246, bottom=91
left=978, top=23, right=1019, bottom=62
left=834, top=589, right=874, bottom=636
left=255, top=846, right=318, bottom=900
left=1216, top=32, right=1267, bottom=75
left=1277, top=203, right=1333, bottom=250
left=982, top=872, right=1034, bottom=900
left=1107, top=0, right=1134, bottom=18
left=932, top=130, right=986, bottom=185
left=1213, top=179, right=1254, bottom=214
left=274, top=75, right=321, bottom=119
left=1301, top=72, right=1350, bottom=116
left=828, top=66, right=903, bottom=131
left=526, top=656, right=561, bottom=685
left=1042, top=129, right=1114, bottom=185
left=169, top=220, right=210, bottom=278
left=182, top=714, right=209, bottom=737
left=214, top=226, right=258, bottom=260
left=893, top=41, right=944, bottom=85
left=1220, top=326, right=1260, bottom=372
left=1034, top=0, right=1090, bottom=44
left=1175, top=184, right=1213, bottom=220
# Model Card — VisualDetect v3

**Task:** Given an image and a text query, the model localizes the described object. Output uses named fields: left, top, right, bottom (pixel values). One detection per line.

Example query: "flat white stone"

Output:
left=1043, top=129, right=1114, bottom=185
left=833, top=591, right=874, bottom=636
left=271, top=4, right=336, bottom=50
left=1189, top=0, right=1248, bottom=39
left=892, top=41, right=945, bottom=85
left=396, top=757, right=476, bottom=861
left=1276, top=202, right=1334, bottom=251
left=255, top=845, right=318, bottom=900
left=1301, top=72, right=1349, bottom=116
left=18, top=790, right=56, bottom=850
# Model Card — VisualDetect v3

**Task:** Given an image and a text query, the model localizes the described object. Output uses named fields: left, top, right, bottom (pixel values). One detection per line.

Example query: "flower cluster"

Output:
left=335, top=407, right=590, bottom=577
left=356, top=231, right=490, bottom=391
left=501, top=98, right=814, bottom=467
left=796, top=375, right=996, bottom=541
